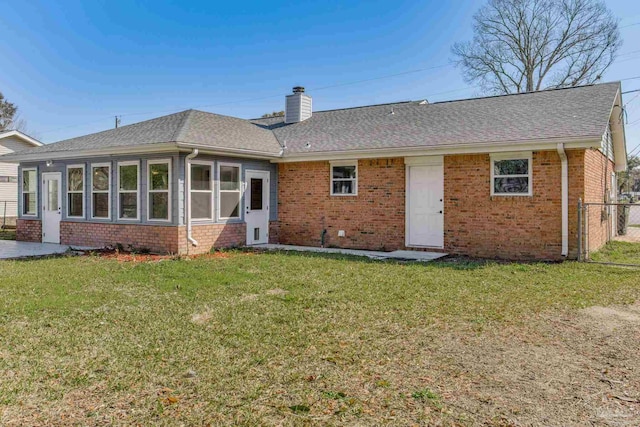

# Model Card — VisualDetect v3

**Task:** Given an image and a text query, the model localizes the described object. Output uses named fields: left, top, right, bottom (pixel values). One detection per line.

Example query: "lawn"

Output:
left=589, top=240, right=640, bottom=264
left=1, top=251, right=639, bottom=426
left=0, top=229, right=16, bottom=240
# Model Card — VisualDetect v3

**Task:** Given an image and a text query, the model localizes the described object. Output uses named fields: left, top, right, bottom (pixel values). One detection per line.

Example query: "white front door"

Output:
left=42, top=172, right=62, bottom=244
left=245, top=170, right=270, bottom=245
left=407, top=162, right=444, bottom=248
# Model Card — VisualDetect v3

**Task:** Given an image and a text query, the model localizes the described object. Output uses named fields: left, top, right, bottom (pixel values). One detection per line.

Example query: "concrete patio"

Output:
left=254, top=244, right=447, bottom=262
left=0, top=240, right=76, bottom=260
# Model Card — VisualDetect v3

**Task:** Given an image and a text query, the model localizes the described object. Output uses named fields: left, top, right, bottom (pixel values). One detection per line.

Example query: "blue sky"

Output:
left=1, top=0, right=640, bottom=154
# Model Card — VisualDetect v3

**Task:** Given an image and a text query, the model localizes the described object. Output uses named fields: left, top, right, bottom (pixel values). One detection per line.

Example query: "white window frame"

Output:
left=21, top=167, right=37, bottom=217
left=217, top=162, right=242, bottom=221
left=490, top=152, right=533, bottom=197
left=147, top=158, right=172, bottom=222
left=91, top=162, right=111, bottom=220
left=330, top=161, right=358, bottom=196
left=66, top=164, right=85, bottom=219
left=117, top=160, right=140, bottom=221
left=190, top=160, right=214, bottom=221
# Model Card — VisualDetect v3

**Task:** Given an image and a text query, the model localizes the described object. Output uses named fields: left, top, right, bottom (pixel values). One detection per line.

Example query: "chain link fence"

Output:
left=579, top=200, right=640, bottom=266
left=1, top=200, right=18, bottom=229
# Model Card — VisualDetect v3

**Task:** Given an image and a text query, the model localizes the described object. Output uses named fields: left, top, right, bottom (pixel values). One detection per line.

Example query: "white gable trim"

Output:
left=0, top=130, right=42, bottom=147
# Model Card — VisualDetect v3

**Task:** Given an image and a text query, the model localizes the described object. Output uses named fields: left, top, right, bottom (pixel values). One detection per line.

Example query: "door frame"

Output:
left=405, top=156, right=444, bottom=249
left=42, top=171, right=62, bottom=244
left=244, top=169, right=270, bottom=245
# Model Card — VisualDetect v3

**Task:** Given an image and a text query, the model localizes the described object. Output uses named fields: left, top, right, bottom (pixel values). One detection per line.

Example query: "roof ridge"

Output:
left=172, top=109, right=196, bottom=142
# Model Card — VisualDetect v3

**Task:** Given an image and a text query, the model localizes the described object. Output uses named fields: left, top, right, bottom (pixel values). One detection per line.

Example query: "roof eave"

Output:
left=272, top=137, right=602, bottom=163
left=0, top=130, right=43, bottom=147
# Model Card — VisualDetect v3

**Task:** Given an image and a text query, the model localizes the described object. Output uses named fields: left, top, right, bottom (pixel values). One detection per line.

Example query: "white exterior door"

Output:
left=406, top=159, right=444, bottom=248
left=245, top=170, right=270, bottom=245
left=42, top=172, right=62, bottom=244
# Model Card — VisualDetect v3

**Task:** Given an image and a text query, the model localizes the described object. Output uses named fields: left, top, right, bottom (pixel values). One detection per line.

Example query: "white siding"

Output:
left=0, top=135, right=37, bottom=216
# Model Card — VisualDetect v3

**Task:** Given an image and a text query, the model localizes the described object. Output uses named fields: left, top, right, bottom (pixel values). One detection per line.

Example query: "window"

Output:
left=91, top=163, right=111, bottom=219
left=148, top=159, right=171, bottom=221
left=190, top=162, right=213, bottom=220
left=67, top=165, right=84, bottom=218
left=330, top=162, right=357, bottom=195
left=22, top=168, right=37, bottom=216
left=0, top=176, right=17, bottom=183
left=218, top=163, right=241, bottom=219
left=491, top=153, right=532, bottom=196
left=118, top=161, right=139, bottom=220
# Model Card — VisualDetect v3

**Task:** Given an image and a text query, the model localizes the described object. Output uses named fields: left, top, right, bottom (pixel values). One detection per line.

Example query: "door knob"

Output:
left=439, top=210, right=443, bottom=214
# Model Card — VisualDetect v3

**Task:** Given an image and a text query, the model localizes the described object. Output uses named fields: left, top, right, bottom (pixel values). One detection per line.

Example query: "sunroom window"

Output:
left=191, top=162, right=213, bottom=220
left=218, top=163, right=241, bottom=219
left=91, top=163, right=110, bottom=219
left=67, top=165, right=84, bottom=218
left=22, top=168, right=37, bottom=215
left=118, top=162, right=139, bottom=220
left=148, top=160, right=171, bottom=221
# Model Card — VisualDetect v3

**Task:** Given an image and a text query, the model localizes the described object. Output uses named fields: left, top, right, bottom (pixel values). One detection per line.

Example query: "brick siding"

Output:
left=16, top=219, right=41, bottom=242
left=60, top=222, right=180, bottom=253
left=276, top=150, right=607, bottom=260
left=583, top=148, right=616, bottom=253
left=178, top=222, right=246, bottom=255
left=278, top=158, right=405, bottom=251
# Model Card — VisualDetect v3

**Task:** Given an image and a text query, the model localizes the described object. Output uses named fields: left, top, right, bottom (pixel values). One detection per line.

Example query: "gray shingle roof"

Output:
left=7, top=109, right=282, bottom=157
left=0, top=82, right=619, bottom=161
left=252, top=82, right=619, bottom=155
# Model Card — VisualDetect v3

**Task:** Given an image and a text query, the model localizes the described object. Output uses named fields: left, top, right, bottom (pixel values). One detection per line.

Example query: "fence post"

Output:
left=577, top=198, right=582, bottom=262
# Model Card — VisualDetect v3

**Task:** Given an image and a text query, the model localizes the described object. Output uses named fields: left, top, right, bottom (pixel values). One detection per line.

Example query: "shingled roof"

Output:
left=253, top=82, right=620, bottom=155
left=0, top=82, right=621, bottom=161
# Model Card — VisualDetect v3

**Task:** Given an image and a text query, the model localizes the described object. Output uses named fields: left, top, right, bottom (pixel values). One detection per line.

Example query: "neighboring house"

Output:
left=0, top=130, right=43, bottom=225
left=0, top=83, right=627, bottom=260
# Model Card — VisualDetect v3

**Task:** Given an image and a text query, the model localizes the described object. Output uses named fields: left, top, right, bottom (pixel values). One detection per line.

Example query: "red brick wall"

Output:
left=60, top=222, right=180, bottom=254
left=583, top=148, right=616, bottom=254
left=178, top=222, right=246, bottom=255
left=278, top=158, right=405, bottom=251
left=16, top=219, right=41, bottom=242
left=444, top=151, right=584, bottom=260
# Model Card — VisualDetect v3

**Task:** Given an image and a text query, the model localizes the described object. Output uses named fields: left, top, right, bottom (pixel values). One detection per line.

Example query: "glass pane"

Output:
left=250, top=178, right=263, bottom=210
left=332, top=165, right=356, bottom=179
left=68, top=168, right=83, bottom=192
left=191, top=164, right=211, bottom=191
left=150, top=192, right=169, bottom=220
left=220, top=166, right=239, bottom=191
left=47, top=179, right=58, bottom=211
left=494, top=177, right=529, bottom=194
left=254, top=227, right=260, bottom=241
left=68, top=193, right=83, bottom=217
left=92, top=166, right=110, bottom=191
left=119, top=193, right=137, bottom=218
left=220, top=192, right=239, bottom=218
left=119, top=164, right=138, bottom=191
left=191, top=192, right=212, bottom=219
left=494, top=159, right=528, bottom=176
left=332, top=180, right=354, bottom=194
left=23, top=192, right=36, bottom=215
left=23, top=170, right=36, bottom=192
left=93, top=192, right=109, bottom=218
left=150, top=163, right=169, bottom=190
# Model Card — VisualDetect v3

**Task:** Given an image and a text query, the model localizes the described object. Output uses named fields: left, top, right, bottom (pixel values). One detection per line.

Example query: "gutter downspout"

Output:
left=186, top=149, right=199, bottom=249
left=557, top=143, right=569, bottom=257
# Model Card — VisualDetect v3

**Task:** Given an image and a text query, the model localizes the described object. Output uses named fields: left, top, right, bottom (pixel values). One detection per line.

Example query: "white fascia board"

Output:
left=175, top=143, right=281, bottom=160
left=271, top=137, right=601, bottom=163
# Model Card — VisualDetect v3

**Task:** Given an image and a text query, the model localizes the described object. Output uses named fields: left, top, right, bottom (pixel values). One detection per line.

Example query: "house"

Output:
left=0, top=82, right=627, bottom=260
left=0, top=130, right=43, bottom=226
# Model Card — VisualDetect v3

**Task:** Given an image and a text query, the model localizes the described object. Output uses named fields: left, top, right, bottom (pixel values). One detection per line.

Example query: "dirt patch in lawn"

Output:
left=85, top=248, right=248, bottom=263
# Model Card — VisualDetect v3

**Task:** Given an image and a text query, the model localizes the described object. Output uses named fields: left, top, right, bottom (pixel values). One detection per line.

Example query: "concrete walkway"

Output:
left=0, top=240, right=75, bottom=259
left=254, top=244, right=447, bottom=262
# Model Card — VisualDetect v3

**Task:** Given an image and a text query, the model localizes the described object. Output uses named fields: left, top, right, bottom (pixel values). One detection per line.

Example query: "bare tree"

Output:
left=261, top=111, right=285, bottom=118
left=0, top=92, right=17, bottom=131
left=452, top=0, right=622, bottom=94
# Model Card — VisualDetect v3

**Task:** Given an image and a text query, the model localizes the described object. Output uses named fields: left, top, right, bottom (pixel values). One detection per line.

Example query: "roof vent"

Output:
left=285, top=86, right=312, bottom=124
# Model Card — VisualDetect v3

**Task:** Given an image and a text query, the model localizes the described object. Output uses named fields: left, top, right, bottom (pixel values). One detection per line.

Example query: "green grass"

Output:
left=0, top=229, right=16, bottom=240
left=590, top=241, right=640, bottom=264
left=0, top=251, right=639, bottom=425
